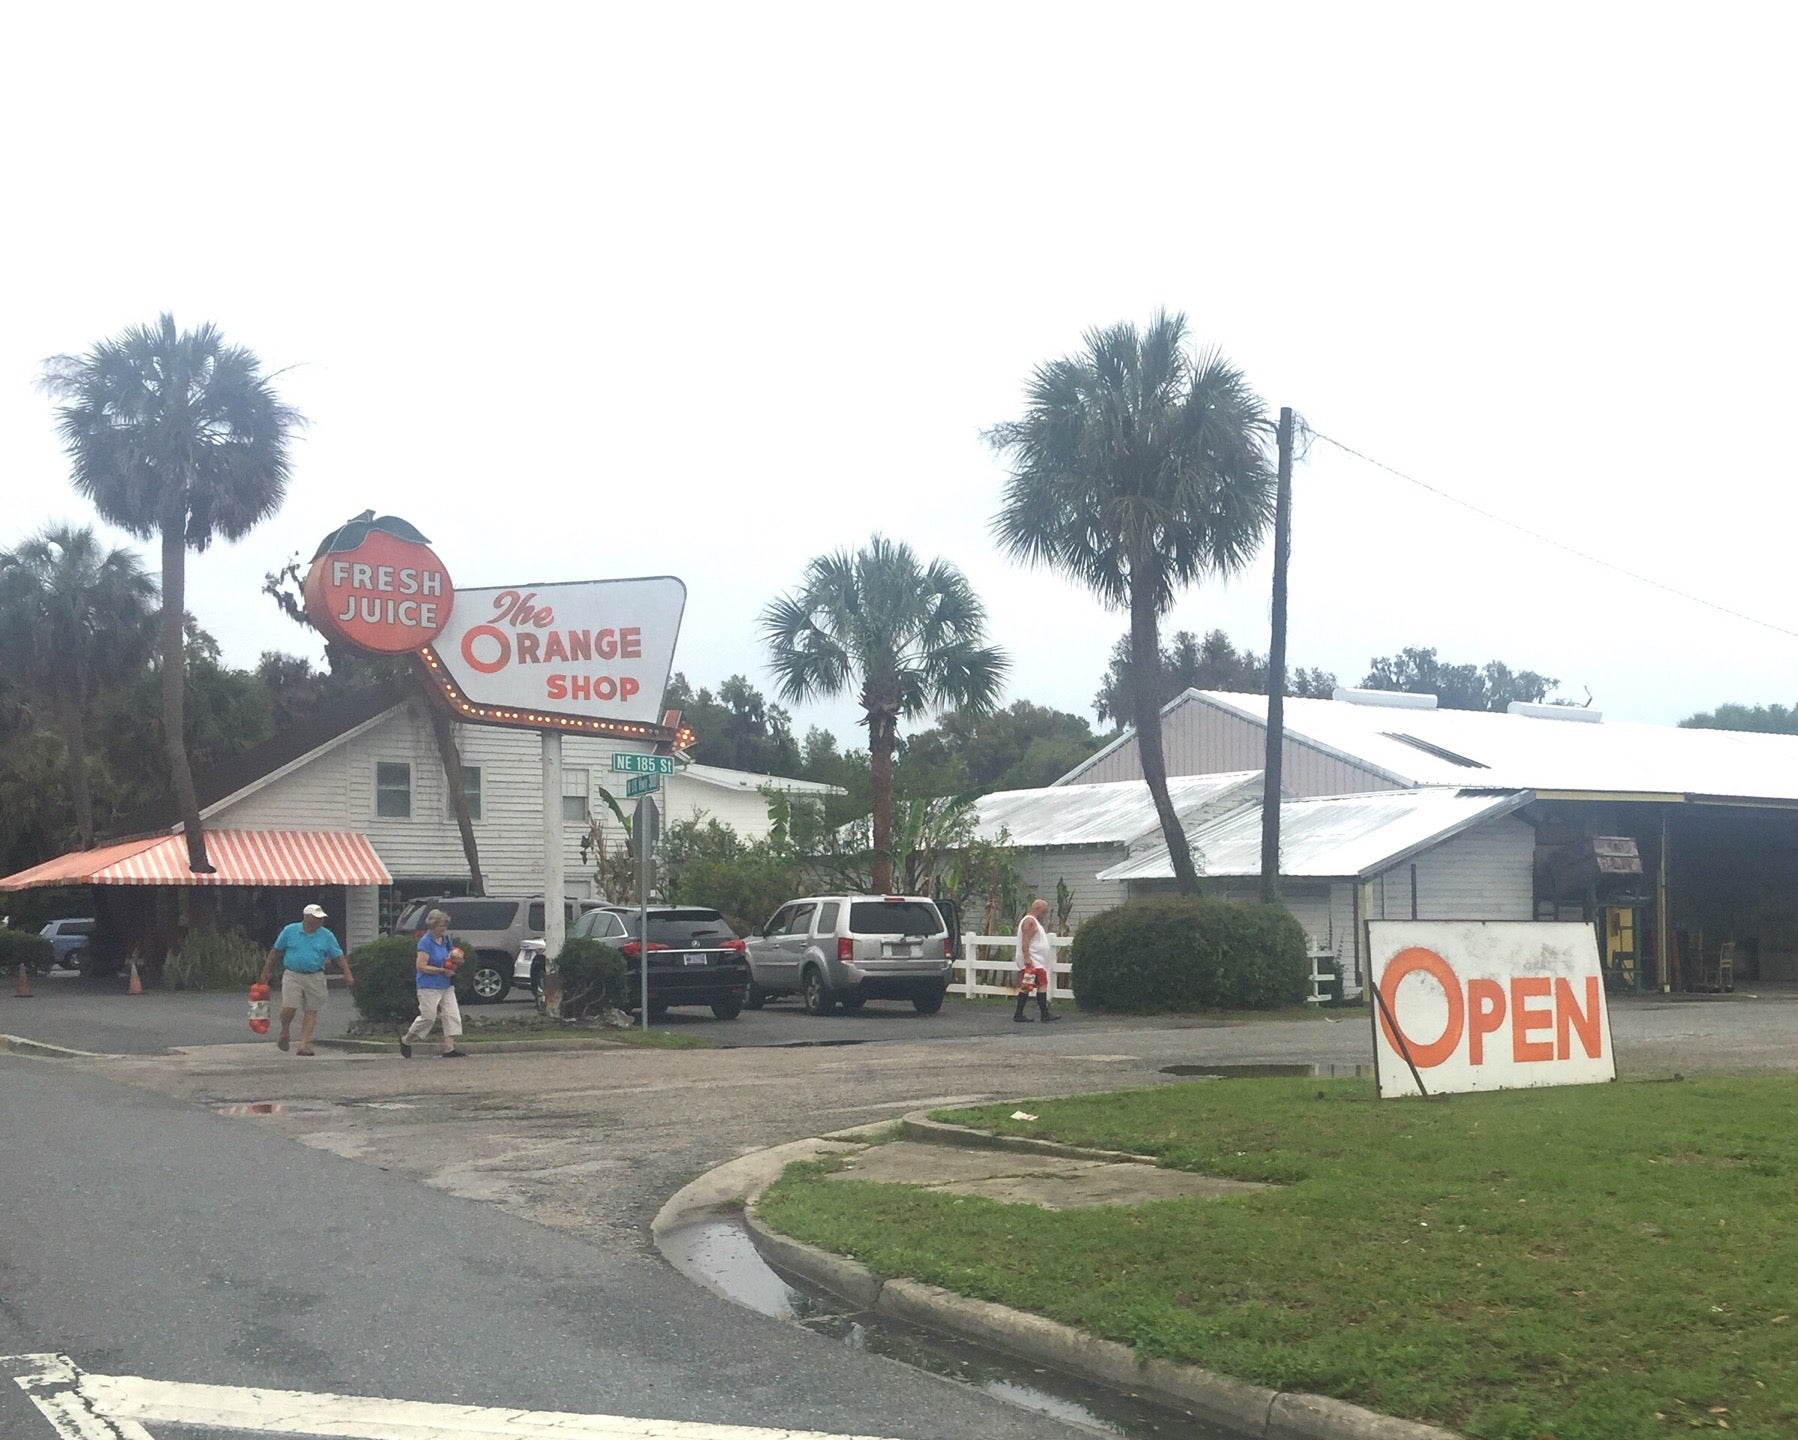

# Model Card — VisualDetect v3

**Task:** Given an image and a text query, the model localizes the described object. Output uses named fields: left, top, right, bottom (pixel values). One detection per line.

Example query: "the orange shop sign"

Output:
left=1366, top=921, right=1615, bottom=1098
left=303, top=514, right=454, bottom=655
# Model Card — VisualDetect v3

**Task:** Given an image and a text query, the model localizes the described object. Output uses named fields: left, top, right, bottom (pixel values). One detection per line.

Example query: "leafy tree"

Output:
left=1680, top=702, right=1798, bottom=734
left=1360, top=647, right=1561, bottom=712
left=1092, top=628, right=1337, bottom=727
left=45, top=316, right=302, bottom=873
left=903, top=700, right=1099, bottom=794
left=0, top=525, right=157, bottom=846
left=991, top=312, right=1273, bottom=893
left=663, top=673, right=802, bottom=775
left=761, top=535, right=1008, bottom=892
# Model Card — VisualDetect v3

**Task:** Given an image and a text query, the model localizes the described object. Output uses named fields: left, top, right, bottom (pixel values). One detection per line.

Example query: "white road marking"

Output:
left=3, top=1355, right=894, bottom=1440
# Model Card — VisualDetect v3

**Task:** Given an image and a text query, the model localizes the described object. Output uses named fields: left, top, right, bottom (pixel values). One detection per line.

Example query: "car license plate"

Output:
left=684, top=955, right=707, bottom=966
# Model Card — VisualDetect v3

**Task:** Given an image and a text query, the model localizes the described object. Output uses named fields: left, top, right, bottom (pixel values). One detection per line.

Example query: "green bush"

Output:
left=556, top=936, right=627, bottom=1019
left=164, top=928, right=263, bottom=991
left=348, top=934, right=428, bottom=1025
left=1070, top=896, right=1308, bottom=1012
left=0, top=928, right=55, bottom=976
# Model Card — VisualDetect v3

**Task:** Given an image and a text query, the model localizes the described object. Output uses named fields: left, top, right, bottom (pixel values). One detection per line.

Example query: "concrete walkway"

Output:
left=656, top=1111, right=1459, bottom=1440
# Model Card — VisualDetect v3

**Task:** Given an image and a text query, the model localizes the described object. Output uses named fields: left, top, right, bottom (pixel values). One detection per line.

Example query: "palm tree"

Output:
left=761, top=536, right=1008, bottom=892
left=0, top=524, right=158, bottom=847
left=989, top=312, right=1273, bottom=893
left=44, top=316, right=302, bottom=872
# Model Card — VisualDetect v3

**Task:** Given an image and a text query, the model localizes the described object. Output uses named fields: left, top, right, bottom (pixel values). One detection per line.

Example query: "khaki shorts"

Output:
left=280, top=970, right=329, bottom=1013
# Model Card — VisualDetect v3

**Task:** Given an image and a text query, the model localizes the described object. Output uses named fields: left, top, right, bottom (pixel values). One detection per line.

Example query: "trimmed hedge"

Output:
left=165, top=928, right=263, bottom=991
left=348, top=934, right=429, bottom=1025
left=0, top=928, right=55, bottom=976
left=1071, top=896, right=1309, bottom=1012
left=556, top=937, right=627, bottom=1020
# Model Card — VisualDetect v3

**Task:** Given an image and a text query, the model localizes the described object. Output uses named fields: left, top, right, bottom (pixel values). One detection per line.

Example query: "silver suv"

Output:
left=744, top=894, right=952, bottom=1016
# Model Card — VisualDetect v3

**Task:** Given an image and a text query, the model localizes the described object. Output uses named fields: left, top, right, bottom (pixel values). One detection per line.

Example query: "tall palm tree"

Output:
left=0, top=524, right=158, bottom=847
left=761, top=536, right=1008, bottom=892
left=44, top=316, right=302, bottom=872
left=989, top=312, right=1273, bottom=893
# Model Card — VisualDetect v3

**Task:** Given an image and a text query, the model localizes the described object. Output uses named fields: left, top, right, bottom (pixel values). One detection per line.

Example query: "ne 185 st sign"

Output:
left=1367, top=921, right=1616, bottom=1099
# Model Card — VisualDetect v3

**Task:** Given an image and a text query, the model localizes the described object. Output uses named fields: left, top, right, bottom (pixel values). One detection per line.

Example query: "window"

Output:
left=786, top=903, right=817, bottom=936
left=815, top=902, right=839, bottom=932
left=376, top=762, right=412, bottom=818
left=848, top=900, right=942, bottom=936
left=459, top=765, right=482, bottom=821
left=562, top=767, right=589, bottom=824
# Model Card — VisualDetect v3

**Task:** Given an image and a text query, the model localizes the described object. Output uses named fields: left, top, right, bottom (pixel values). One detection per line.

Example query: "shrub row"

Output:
left=0, top=928, right=55, bottom=975
left=1070, top=896, right=1308, bottom=1012
left=348, top=933, right=628, bottom=1025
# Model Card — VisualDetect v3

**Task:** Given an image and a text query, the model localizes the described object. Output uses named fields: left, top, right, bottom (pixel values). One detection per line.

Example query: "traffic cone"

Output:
left=127, top=959, right=143, bottom=996
left=14, top=961, right=31, bottom=999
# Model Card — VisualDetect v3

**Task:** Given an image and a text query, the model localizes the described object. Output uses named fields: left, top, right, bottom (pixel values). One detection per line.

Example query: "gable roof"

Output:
left=105, top=686, right=407, bottom=839
left=969, top=771, right=1263, bottom=848
left=1059, top=688, right=1798, bottom=805
left=1097, top=786, right=1532, bottom=882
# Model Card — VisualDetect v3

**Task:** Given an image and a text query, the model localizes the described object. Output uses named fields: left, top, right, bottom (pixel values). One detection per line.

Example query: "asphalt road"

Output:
left=7, top=981, right=1798, bottom=1438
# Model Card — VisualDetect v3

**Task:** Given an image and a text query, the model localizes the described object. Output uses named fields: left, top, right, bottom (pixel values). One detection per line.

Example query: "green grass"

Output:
left=756, top=1076, right=1798, bottom=1439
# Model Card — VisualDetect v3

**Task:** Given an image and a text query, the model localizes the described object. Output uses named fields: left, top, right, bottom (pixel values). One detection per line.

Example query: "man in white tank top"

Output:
left=1013, top=898, right=1059, bottom=1023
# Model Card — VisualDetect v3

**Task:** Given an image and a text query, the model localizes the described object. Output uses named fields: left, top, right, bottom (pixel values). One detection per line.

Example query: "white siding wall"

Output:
left=1013, top=847, right=1131, bottom=930
left=1367, top=816, right=1535, bottom=924
left=207, top=704, right=817, bottom=908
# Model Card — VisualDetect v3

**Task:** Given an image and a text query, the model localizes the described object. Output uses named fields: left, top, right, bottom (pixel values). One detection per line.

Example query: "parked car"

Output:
left=390, top=895, right=598, bottom=1003
left=744, top=894, right=953, bottom=1016
left=567, top=905, right=749, bottom=1020
left=38, top=917, right=96, bottom=971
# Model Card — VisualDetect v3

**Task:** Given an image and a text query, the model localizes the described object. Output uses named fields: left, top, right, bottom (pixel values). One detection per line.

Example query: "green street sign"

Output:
left=612, top=753, right=675, bottom=775
left=625, top=773, right=661, bottom=798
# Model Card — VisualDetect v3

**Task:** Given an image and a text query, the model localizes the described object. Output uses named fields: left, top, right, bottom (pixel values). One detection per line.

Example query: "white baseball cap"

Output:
left=302, top=904, right=328, bottom=920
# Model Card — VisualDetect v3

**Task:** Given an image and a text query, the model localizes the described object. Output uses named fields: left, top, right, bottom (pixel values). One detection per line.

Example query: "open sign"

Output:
left=1366, top=921, right=1616, bottom=1099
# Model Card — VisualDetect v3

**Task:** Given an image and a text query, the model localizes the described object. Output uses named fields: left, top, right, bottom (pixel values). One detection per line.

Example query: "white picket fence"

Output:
left=949, top=933, right=1075, bottom=1001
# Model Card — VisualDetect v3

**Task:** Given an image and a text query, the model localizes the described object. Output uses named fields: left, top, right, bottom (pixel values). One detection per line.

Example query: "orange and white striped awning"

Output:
left=0, top=830, right=392, bottom=890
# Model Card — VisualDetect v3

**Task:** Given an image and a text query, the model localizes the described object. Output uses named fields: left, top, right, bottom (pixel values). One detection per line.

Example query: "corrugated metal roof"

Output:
left=1085, top=690, right=1798, bottom=804
left=679, top=762, right=844, bottom=796
left=1097, top=788, right=1529, bottom=882
left=970, top=772, right=1262, bottom=848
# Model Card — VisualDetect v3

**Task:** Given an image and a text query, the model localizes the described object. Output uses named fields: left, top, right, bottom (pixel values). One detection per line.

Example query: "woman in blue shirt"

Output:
left=400, top=909, right=467, bottom=1058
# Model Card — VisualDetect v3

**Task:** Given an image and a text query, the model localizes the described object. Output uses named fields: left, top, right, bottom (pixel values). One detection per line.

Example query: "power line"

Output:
left=1311, top=432, right=1798, bottom=643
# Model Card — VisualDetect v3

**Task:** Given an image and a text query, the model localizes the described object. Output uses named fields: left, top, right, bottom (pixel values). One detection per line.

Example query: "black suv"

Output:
left=569, top=905, right=749, bottom=1020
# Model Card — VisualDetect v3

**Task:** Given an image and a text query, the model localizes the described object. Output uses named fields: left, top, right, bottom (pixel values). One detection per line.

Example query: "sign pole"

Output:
left=543, top=731, right=565, bottom=990
left=638, top=803, right=650, bottom=1030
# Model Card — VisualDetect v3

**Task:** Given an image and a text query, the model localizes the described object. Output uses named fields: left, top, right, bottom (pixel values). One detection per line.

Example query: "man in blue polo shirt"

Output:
left=258, top=903, right=354, bottom=1056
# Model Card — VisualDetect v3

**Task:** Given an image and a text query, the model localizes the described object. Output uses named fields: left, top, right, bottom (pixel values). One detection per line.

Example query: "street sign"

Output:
left=613, top=753, right=675, bottom=775
left=625, top=773, right=660, bottom=799
left=631, top=795, right=662, bottom=853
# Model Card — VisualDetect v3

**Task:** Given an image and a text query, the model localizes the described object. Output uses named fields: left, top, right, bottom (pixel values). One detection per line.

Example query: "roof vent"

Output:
left=1507, top=701, right=1602, bottom=724
left=1332, top=686, right=1438, bottom=711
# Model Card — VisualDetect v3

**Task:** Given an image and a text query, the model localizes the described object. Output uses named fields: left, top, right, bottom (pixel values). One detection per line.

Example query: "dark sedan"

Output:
left=571, top=905, right=749, bottom=1020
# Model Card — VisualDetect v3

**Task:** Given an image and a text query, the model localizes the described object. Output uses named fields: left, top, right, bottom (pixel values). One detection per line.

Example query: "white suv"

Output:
left=744, top=895, right=953, bottom=1016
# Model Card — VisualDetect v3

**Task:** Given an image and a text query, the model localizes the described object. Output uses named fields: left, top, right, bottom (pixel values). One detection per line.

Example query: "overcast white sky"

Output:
left=5, top=4, right=1795, bottom=753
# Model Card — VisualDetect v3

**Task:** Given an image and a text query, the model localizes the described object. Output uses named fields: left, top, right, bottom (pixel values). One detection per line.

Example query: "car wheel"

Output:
left=839, top=994, right=867, bottom=1011
left=65, top=949, right=86, bottom=973
left=468, top=955, right=510, bottom=1004
left=744, top=981, right=767, bottom=1011
left=802, top=967, right=836, bottom=1017
left=911, top=987, right=947, bottom=1015
left=711, top=995, right=743, bottom=1020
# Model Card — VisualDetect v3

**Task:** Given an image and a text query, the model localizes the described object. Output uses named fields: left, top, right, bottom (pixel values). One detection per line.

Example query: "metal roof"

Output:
left=969, top=772, right=1262, bottom=848
left=1097, top=787, right=1531, bottom=882
left=1075, top=689, right=1798, bottom=804
left=678, top=762, right=844, bottom=796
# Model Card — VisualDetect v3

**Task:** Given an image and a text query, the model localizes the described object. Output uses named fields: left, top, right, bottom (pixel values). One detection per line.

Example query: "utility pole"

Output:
left=1261, top=406, right=1294, bottom=904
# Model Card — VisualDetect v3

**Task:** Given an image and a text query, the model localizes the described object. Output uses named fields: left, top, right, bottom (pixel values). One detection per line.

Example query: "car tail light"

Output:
left=619, top=941, right=670, bottom=959
left=942, top=938, right=952, bottom=958
left=838, top=937, right=854, bottom=962
left=722, top=938, right=746, bottom=953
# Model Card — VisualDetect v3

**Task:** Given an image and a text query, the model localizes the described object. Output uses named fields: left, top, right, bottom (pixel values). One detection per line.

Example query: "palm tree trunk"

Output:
left=423, top=694, right=485, bottom=895
left=868, top=707, right=897, bottom=893
left=1130, top=586, right=1199, bottom=893
left=58, top=698, right=96, bottom=849
left=161, top=512, right=211, bottom=874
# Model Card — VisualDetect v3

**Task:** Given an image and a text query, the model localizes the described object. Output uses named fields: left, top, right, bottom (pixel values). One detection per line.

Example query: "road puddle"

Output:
left=659, top=1217, right=1241, bottom=1438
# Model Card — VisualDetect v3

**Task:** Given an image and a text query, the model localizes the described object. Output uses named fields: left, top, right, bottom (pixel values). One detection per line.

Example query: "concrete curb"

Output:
left=665, top=1110, right=1465, bottom=1440
left=899, top=1112, right=1156, bottom=1164
left=0, top=1034, right=116, bottom=1060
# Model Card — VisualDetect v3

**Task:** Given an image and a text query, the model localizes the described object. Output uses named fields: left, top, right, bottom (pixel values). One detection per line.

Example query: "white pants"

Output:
left=404, top=986, right=462, bottom=1042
